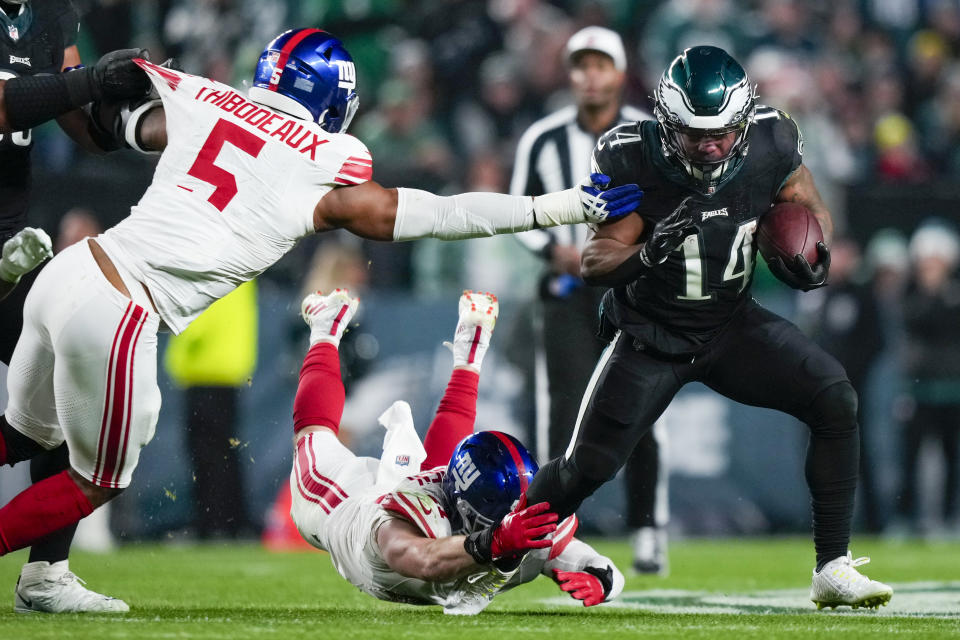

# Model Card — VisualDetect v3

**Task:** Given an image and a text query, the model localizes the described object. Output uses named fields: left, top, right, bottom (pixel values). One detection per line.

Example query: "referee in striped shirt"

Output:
left=510, top=26, right=670, bottom=574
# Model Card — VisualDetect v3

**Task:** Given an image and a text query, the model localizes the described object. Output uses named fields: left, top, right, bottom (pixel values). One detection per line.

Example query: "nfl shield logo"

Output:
left=8, top=25, right=18, bottom=41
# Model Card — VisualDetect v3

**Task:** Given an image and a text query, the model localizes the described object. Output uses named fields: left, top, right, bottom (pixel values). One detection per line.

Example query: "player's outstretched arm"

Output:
left=377, top=519, right=478, bottom=582
left=378, top=498, right=557, bottom=581
left=775, top=164, right=833, bottom=245
left=0, top=48, right=149, bottom=134
left=313, top=176, right=642, bottom=242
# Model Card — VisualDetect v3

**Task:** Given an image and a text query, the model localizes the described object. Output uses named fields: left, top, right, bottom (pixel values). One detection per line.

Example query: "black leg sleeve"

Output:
left=28, top=444, right=78, bottom=563
left=624, top=430, right=660, bottom=528
left=799, top=381, right=860, bottom=570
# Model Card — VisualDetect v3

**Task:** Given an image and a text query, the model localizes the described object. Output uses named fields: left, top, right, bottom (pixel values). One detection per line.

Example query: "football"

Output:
left=756, top=202, right=824, bottom=266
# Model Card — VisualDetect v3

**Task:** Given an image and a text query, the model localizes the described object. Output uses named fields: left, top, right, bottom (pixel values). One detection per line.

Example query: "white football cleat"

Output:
left=446, top=290, right=498, bottom=371
left=631, top=526, right=669, bottom=576
left=14, top=561, right=129, bottom=614
left=810, top=552, right=893, bottom=610
left=301, top=288, right=359, bottom=347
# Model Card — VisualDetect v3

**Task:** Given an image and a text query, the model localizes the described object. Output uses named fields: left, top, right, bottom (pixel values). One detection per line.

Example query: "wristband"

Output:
left=463, top=529, right=493, bottom=565
left=124, top=98, right=162, bottom=154
left=582, top=565, right=614, bottom=599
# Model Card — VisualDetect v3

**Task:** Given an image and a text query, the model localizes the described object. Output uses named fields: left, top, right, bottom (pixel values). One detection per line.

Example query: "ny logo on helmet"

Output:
left=335, top=60, right=356, bottom=90
left=451, top=452, right=480, bottom=491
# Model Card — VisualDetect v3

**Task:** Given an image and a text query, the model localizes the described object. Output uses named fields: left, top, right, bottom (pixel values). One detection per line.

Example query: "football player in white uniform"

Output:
left=0, top=28, right=641, bottom=586
left=291, top=287, right=624, bottom=614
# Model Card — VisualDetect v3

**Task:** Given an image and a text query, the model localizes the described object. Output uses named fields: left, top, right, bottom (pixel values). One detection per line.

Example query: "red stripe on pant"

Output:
left=114, top=312, right=148, bottom=486
left=92, top=302, right=133, bottom=482
left=294, top=435, right=348, bottom=511
left=94, top=304, right=146, bottom=488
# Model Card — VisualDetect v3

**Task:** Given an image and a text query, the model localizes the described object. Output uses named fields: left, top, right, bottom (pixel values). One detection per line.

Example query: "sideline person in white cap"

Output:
left=510, top=26, right=671, bottom=574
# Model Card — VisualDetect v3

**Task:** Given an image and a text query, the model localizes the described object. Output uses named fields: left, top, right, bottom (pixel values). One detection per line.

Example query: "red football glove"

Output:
left=490, top=499, right=558, bottom=558
left=463, top=496, right=558, bottom=566
left=553, top=569, right=605, bottom=607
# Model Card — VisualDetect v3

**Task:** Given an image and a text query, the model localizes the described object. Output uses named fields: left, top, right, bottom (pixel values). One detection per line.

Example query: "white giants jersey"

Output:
left=96, top=60, right=373, bottom=334
left=300, top=463, right=581, bottom=615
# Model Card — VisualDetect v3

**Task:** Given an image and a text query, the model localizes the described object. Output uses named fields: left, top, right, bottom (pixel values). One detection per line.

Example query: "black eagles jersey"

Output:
left=0, top=0, right=79, bottom=242
left=593, top=107, right=803, bottom=356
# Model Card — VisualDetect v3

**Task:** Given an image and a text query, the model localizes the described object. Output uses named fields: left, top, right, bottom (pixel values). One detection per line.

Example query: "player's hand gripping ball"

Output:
left=758, top=202, right=830, bottom=291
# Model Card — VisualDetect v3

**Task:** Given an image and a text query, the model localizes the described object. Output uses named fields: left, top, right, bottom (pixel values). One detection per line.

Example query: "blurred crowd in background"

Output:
left=9, top=0, right=960, bottom=540
left=29, top=0, right=960, bottom=290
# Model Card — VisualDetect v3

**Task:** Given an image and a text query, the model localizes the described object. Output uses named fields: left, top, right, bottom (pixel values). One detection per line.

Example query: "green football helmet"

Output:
left=654, top=46, right=755, bottom=195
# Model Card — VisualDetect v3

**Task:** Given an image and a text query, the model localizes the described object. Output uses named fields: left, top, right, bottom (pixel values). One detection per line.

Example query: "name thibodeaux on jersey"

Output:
left=192, top=86, right=330, bottom=160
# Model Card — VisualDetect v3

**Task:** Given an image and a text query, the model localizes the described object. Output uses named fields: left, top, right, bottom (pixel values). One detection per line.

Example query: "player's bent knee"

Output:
left=568, top=442, right=622, bottom=483
left=67, top=468, right=125, bottom=508
left=802, top=381, right=858, bottom=437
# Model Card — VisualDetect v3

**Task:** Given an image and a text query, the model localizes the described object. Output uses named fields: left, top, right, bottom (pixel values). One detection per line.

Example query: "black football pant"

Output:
left=525, top=300, right=859, bottom=567
left=0, top=267, right=79, bottom=563
left=539, top=285, right=664, bottom=529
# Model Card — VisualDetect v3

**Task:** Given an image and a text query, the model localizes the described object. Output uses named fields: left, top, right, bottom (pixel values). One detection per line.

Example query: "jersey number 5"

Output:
left=187, top=119, right=266, bottom=211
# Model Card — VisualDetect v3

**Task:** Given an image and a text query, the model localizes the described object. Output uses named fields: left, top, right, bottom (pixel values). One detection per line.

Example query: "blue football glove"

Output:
left=578, top=173, right=643, bottom=223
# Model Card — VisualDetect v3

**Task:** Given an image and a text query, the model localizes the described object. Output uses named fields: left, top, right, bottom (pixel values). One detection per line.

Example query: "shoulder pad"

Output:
left=754, top=107, right=803, bottom=158
left=592, top=123, right=646, bottom=187
left=377, top=489, right=452, bottom=539
left=331, top=133, right=373, bottom=186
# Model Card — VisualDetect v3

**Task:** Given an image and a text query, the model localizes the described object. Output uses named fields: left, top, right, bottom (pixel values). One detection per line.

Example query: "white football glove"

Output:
left=0, top=227, right=53, bottom=283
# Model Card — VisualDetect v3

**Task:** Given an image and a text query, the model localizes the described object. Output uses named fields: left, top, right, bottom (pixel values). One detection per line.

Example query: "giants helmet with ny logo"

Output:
left=442, top=431, right=538, bottom=535
left=250, top=28, right=359, bottom=133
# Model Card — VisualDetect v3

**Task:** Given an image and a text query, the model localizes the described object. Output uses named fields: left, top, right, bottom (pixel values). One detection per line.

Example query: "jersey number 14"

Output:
left=676, top=220, right=758, bottom=301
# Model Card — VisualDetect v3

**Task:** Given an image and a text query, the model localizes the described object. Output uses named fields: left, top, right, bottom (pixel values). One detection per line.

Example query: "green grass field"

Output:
left=1, top=537, right=958, bottom=639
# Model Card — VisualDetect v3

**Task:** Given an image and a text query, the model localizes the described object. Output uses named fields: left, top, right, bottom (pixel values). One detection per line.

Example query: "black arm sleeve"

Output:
left=58, top=0, right=81, bottom=48
left=4, top=70, right=96, bottom=131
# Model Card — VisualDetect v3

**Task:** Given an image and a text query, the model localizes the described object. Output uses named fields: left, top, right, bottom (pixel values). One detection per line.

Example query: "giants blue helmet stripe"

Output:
left=267, top=28, right=324, bottom=92
left=490, top=431, right=530, bottom=493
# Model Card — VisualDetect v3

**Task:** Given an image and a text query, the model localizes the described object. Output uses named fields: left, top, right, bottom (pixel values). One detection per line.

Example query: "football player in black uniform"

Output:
left=522, top=46, right=893, bottom=610
left=0, top=0, right=148, bottom=614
